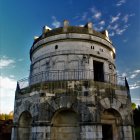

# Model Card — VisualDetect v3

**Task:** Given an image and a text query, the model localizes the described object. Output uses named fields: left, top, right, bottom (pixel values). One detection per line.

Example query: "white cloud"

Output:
left=116, top=28, right=126, bottom=35
left=108, top=24, right=119, bottom=37
left=130, top=13, right=135, bottom=17
left=118, top=69, right=140, bottom=90
left=109, top=32, right=115, bottom=37
left=0, top=76, right=17, bottom=113
left=116, top=0, right=126, bottom=6
left=0, top=56, right=15, bottom=69
left=90, top=7, right=102, bottom=19
left=10, top=75, right=15, bottom=78
left=122, top=13, right=135, bottom=24
left=123, top=39, right=128, bottom=43
left=115, top=24, right=129, bottom=35
left=130, top=74, right=137, bottom=79
left=124, top=69, right=140, bottom=90
left=52, top=16, right=61, bottom=28
left=130, top=81, right=140, bottom=90
left=122, top=14, right=129, bottom=23
left=99, top=20, right=105, bottom=26
left=111, top=13, right=121, bottom=23
left=94, top=26, right=103, bottom=31
left=79, top=24, right=84, bottom=27
left=134, top=70, right=140, bottom=73
left=108, top=24, right=119, bottom=30
left=18, top=58, right=24, bottom=62
left=94, top=12, right=101, bottom=19
left=108, top=12, right=134, bottom=36
left=90, top=7, right=96, bottom=13
left=0, top=76, right=16, bottom=89
left=129, top=69, right=140, bottom=79
left=122, top=72, right=127, bottom=77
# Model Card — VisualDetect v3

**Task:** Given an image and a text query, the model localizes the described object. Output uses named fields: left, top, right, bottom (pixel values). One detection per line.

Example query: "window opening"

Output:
left=100, top=48, right=103, bottom=52
left=55, top=45, right=58, bottom=49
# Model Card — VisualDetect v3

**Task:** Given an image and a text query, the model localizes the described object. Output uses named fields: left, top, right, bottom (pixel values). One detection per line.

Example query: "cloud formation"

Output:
left=90, top=7, right=102, bottom=19
left=119, top=69, right=140, bottom=90
left=0, top=76, right=17, bottom=113
left=107, top=12, right=132, bottom=36
left=0, top=56, right=15, bottom=69
left=108, top=24, right=119, bottom=30
left=122, top=14, right=135, bottom=23
left=94, top=26, right=103, bottom=31
left=122, top=14, right=129, bottom=23
left=110, top=13, right=121, bottom=23
left=73, top=4, right=135, bottom=37
left=116, top=0, right=126, bottom=7
left=130, top=81, right=140, bottom=90
left=52, top=16, right=61, bottom=28
left=129, top=69, right=140, bottom=79
left=109, top=32, right=115, bottom=37
left=99, top=20, right=105, bottom=26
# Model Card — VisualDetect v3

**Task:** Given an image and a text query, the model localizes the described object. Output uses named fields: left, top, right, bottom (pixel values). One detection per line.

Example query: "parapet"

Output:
left=33, top=20, right=112, bottom=45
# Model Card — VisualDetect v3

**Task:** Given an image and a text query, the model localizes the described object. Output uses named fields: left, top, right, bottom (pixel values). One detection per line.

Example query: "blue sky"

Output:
left=0, top=0, right=140, bottom=113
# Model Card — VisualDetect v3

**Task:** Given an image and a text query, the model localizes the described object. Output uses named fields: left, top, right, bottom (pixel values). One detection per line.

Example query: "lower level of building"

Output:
left=11, top=109, right=134, bottom=140
left=12, top=80, right=135, bottom=140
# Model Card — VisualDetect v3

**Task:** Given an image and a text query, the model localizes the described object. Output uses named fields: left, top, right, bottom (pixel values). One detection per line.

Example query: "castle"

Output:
left=12, top=20, right=135, bottom=140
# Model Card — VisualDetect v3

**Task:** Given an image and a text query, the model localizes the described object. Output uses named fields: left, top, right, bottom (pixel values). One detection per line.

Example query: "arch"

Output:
left=100, top=97, right=121, bottom=111
left=18, top=111, right=32, bottom=140
left=102, top=108, right=122, bottom=125
left=51, top=109, right=80, bottom=140
left=101, top=108, right=122, bottom=140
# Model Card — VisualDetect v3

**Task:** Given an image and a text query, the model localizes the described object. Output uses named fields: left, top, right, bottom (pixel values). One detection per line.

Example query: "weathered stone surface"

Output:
left=12, top=21, right=134, bottom=140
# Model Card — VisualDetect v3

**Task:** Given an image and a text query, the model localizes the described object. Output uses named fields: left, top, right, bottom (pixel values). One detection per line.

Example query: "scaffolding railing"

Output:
left=17, top=69, right=125, bottom=90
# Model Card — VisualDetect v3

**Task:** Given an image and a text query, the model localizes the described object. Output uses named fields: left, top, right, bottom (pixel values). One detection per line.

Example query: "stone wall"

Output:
left=12, top=80, right=134, bottom=140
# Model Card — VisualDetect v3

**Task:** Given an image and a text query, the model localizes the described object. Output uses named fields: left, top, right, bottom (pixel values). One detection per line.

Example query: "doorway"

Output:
left=93, top=61, right=104, bottom=82
left=101, top=108, right=122, bottom=140
left=102, top=124, right=113, bottom=140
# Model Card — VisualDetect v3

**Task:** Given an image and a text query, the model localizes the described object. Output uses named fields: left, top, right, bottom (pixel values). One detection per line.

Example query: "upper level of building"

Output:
left=15, top=20, right=130, bottom=100
left=29, top=20, right=117, bottom=86
left=30, top=20, right=115, bottom=60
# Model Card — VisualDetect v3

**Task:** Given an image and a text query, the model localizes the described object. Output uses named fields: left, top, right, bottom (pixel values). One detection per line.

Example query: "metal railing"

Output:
left=17, top=69, right=125, bottom=89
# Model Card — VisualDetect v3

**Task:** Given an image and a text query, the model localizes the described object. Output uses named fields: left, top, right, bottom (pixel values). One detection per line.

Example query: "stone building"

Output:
left=12, top=20, right=135, bottom=140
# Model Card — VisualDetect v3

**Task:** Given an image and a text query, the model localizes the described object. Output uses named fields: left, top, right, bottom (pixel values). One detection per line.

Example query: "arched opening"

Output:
left=18, top=111, right=32, bottom=140
left=101, top=108, right=122, bottom=140
left=51, top=109, right=80, bottom=140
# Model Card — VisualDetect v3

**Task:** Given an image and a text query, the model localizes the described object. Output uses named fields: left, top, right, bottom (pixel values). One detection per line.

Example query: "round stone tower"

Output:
left=12, top=20, right=135, bottom=140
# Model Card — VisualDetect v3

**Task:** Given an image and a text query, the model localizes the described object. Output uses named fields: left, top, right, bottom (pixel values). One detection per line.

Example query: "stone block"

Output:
left=86, top=132, right=96, bottom=139
left=123, top=126, right=132, bottom=132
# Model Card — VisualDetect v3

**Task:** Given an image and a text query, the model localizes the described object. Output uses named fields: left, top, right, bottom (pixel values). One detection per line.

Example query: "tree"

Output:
left=133, top=106, right=140, bottom=127
left=0, top=112, right=13, bottom=121
left=132, top=102, right=137, bottom=110
left=0, top=114, right=5, bottom=120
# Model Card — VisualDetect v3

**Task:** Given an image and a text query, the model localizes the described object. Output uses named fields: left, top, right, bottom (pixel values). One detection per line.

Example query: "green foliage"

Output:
left=132, top=102, right=137, bottom=110
left=0, top=113, right=13, bottom=120
left=0, top=114, right=5, bottom=120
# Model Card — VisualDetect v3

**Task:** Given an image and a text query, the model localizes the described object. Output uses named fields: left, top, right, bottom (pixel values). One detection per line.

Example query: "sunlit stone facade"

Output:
left=12, top=20, right=135, bottom=140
